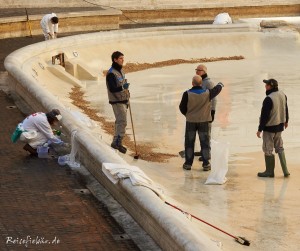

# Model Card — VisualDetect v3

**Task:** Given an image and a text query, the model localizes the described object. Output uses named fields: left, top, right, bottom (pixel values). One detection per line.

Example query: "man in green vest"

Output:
left=257, top=79, right=290, bottom=177
left=106, top=51, right=130, bottom=154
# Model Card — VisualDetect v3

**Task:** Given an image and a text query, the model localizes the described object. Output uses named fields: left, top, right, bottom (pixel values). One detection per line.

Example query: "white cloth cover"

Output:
left=213, top=13, right=232, bottom=25
left=102, top=163, right=164, bottom=199
left=205, top=140, right=229, bottom=185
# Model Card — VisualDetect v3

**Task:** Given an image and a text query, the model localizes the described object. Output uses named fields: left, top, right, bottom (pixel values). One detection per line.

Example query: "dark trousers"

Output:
left=184, top=121, right=211, bottom=166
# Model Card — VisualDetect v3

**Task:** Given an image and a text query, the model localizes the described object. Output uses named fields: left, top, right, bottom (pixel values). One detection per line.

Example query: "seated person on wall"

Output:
left=19, top=109, right=66, bottom=155
left=213, top=13, right=232, bottom=25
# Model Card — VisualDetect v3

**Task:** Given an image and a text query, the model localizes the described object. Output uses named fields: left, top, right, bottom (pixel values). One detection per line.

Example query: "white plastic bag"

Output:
left=57, top=130, right=80, bottom=168
left=205, top=140, right=229, bottom=185
left=213, top=13, right=232, bottom=25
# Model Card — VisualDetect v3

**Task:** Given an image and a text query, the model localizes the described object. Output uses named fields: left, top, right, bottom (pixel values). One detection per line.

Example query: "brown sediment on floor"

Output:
left=69, top=86, right=176, bottom=162
left=103, top=56, right=244, bottom=75
left=70, top=56, right=244, bottom=162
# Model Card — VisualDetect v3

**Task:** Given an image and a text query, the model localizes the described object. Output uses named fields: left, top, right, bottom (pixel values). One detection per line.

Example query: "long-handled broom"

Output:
left=128, top=101, right=139, bottom=159
left=165, top=201, right=250, bottom=246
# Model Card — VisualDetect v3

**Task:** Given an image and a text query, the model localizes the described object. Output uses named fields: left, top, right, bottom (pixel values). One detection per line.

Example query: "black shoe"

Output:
left=182, top=164, right=191, bottom=170
left=178, top=150, right=185, bottom=158
left=202, top=162, right=211, bottom=171
left=111, top=142, right=118, bottom=149
left=111, top=142, right=127, bottom=154
left=117, top=145, right=127, bottom=154
left=23, top=144, right=37, bottom=155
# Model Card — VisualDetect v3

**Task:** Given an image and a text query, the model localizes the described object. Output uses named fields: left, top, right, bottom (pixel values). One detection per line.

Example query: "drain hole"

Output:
left=73, top=189, right=90, bottom=195
left=112, top=234, right=130, bottom=241
left=6, top=106, right=17, bottom=109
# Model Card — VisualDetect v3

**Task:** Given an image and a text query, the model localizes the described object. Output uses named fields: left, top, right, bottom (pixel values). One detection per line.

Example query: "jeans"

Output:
left=184, top=121, right=211, bottom=166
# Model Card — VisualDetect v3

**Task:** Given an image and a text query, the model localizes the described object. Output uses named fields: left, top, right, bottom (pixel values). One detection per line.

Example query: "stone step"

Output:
left=1, top=0, right=298, bottom=9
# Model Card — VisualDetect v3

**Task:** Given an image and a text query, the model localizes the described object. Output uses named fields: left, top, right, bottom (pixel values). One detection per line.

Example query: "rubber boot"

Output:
left=278, top=151, right=290, bottom=177
left=258, top=154, right=275, bottom=177
left=111, top=136, right=118, bottom=149
left=117, top=136, right=127, bottom=154
left=111, top=136, right=127, bottom=154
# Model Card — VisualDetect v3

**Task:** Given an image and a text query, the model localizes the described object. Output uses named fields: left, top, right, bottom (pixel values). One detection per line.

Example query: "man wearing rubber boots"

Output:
left=257, top=79, right=290, bottom=177
left=106, top=51, right=130, bottom=154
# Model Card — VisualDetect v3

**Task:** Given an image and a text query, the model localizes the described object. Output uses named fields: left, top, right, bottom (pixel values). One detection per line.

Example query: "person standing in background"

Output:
left=257, top=79, right=290, bottom=177
left=40, top=13, right=59, bottom=40
left=106, top=51, right=130, bottom=154
left=179, top=75, right=223, bottom=171
left=195, top=64, right=217, bottom=161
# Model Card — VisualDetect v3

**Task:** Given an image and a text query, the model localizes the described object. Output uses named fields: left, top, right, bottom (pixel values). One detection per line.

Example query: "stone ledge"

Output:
left=121, top=5, right=300, bottom=25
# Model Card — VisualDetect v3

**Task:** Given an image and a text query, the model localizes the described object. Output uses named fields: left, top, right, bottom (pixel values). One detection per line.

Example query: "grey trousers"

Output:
left=262, top=131, right=284, bottom=156
left=112, top=103, right=128, bottom=137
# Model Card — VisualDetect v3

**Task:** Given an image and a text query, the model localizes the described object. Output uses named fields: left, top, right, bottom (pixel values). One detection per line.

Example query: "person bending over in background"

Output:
left=40, top=13, right=59, bottom=40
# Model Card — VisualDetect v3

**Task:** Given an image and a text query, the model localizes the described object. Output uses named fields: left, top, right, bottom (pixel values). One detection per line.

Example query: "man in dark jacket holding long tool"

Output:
left=257, top=79, right=290, bottom=177
left=179, top=75, right=224, bottom=171
left=106, top=51, right=130, bottom=154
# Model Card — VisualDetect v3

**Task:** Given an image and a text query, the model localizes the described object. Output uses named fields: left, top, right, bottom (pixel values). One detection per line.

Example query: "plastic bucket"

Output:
left=58, top=155, right=70, bottom=166
left=37, top=146, right=49, bottom=158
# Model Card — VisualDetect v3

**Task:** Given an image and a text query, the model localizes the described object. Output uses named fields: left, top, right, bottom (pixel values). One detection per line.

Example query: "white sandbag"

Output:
left=205, top=140, right=229, bottom=185
left=213, top=13, right=232, bottom=25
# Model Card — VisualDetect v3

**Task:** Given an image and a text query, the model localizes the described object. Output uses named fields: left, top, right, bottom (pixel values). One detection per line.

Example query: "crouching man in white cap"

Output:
left=19, top=109, right=65, bottom=155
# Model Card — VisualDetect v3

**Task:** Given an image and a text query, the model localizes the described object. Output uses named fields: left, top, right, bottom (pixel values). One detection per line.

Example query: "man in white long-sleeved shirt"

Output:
left=40, top=13, right=59, bottom=40
left=20, top=109, right=64, bottom=154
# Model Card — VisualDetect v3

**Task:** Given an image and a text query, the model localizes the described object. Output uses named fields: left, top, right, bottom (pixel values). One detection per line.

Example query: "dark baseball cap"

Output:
left=263, top=79, right=278, bottom=88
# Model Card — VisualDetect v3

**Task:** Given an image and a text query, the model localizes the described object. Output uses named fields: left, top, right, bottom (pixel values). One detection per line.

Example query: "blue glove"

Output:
left=123, top=83, right=130, bottom=90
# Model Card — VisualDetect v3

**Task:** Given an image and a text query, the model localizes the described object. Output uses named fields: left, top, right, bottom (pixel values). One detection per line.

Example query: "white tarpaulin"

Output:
left=102, top=162, right=164, bottom=199
left=205, top=140, right=229, bottom=185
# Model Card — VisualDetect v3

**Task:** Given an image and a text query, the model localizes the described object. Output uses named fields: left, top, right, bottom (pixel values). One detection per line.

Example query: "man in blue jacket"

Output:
left=257, top=79, right=290, bottom=177
left=179, top=75, right=223, bottom=171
